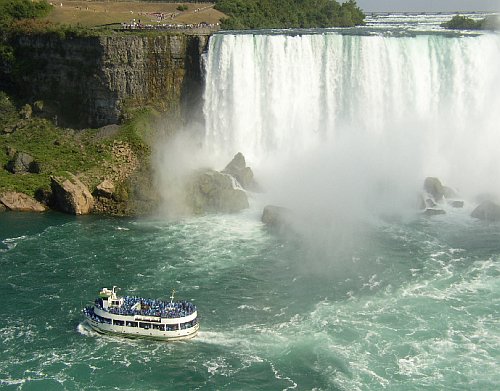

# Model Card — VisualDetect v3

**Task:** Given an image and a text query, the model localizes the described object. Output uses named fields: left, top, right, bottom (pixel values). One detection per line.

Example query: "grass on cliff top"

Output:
left=42, top=1, right=224, bottom=28
left=0, top=119, right=111, bottom=195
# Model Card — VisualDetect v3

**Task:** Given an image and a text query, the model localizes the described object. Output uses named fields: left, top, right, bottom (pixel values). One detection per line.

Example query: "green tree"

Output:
left=215, top=0, right=365, bottom=30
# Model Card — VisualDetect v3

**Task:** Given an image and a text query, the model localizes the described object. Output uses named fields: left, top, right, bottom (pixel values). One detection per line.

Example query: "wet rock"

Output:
left=471, top=200, right=500, bottom=222
left=443, top=186, right=459, bottom=199
left=423, top=208, right=446, bottom=217
left=0, top=192, right=46, bottom=212
left=185, top=169, right=249, bottom=214
left=262, top=205, right=292, bottom=227
left=423, top=177, right=445, bottom=202
left=222, top=152, right=259, bottom=191
left=448, top=200, right=464, bottom=208
left=50, top=172, right=94, bottom=215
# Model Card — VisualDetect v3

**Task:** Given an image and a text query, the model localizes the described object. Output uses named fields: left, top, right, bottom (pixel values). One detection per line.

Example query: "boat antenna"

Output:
left=170, top=289, right=176, bottom=305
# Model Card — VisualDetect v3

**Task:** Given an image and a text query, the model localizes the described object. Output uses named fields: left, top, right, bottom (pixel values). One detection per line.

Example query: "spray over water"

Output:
left=203, top=32, right=500, bottom=212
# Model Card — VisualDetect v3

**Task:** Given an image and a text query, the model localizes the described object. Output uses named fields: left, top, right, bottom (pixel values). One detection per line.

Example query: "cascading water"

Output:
left=203, top=31, right=500, bottom=206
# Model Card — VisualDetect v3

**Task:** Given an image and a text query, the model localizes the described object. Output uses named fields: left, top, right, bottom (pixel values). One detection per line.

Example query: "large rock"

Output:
left=94, top=179, right=115, bottom=199
left=471, top=200, right=500, bottom=222
left=262, top=205, right=292, bottom=228
left=423, top=208, right=446, bottom=217
left=0, top=192, right=46, bottom=212
left=423, top=177, right=445, bottom=202
left=5, top=151, right=35, bottom=174
left=185, top=169, right=249, bottom=214
left=222, top=152, right=259, bottom=191
left=50, top=172, right=94, bottom=215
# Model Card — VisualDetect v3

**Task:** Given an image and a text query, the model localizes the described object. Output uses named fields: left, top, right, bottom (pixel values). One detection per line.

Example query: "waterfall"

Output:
left=202, top=32, right=500, bottom=204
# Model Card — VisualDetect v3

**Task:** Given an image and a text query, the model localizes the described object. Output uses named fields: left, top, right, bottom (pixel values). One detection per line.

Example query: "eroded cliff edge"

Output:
left=11, top=32, right=209, bottom=128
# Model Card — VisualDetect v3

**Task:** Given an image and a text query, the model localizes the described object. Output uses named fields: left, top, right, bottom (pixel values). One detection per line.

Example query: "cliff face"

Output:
left=12, top=33, right=209, bottom=128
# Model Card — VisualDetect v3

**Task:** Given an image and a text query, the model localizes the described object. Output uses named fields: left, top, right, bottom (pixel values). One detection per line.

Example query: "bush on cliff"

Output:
left=215, top=0, right=365, bottom=29
left=0, top=0, right=52, bottom=28
left=1, top=0, right=53, bottom=88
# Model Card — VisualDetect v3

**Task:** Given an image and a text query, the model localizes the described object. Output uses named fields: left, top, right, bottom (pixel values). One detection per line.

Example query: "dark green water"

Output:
left=1, top=206, right=498, bottom=390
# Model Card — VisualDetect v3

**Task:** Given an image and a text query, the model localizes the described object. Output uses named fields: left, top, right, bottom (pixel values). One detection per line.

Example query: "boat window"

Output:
left=113, top=319, right=125, bottom=326
left=126, top=321, right=138, bottom=327
left=139, top=322, right=151, bottom=329
left=152, top=324, right=165, bottom=331
left=96, top=314, right=112, bottom=324
left=180, top=321, right=195, bottom=329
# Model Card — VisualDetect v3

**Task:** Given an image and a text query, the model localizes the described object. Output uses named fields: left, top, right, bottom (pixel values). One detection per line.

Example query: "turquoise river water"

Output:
left=1, top=206, right=499, bottom=390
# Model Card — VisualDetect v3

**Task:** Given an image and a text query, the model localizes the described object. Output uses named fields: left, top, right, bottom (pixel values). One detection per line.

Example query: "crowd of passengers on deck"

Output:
left=84, top=307, right=198, bottom=330
left=95, top=296, right=196, bottom=318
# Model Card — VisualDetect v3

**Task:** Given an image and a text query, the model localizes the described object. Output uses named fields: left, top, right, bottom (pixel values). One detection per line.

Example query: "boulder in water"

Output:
left=222, top=152, right=259, bottom=191
left=185, top=169, right=249, bottom=214
left=448, top=200, right=464, bottom=208
left=423, top=208, right=446, bottom=217
left=50, top=172, right=94, bottom=215
left=471, top=200, right=500, bottom=222
left=0, top=192, right=46, bottom=212
left=423, top=177, right=445, bottom=202
left=262, top=205, right=292, bottom=228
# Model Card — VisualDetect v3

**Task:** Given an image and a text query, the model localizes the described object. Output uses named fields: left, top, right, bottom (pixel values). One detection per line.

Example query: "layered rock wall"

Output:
left=12, top=32, right=209, bottom=128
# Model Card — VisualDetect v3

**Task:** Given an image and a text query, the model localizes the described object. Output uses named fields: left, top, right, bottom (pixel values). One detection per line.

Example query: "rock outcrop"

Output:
left=50, top=172, right=94, bottom=215
left=222, top=152, right=259, bottom=191
left=12, top=33, right=209, bottom=128
left=5, top=151, right=37, bottom=174
left=262, top=205, right=292, bottom=228
left=471, top=200, right=500, bottom=222
left=94, top=179, right=115, bottom=199
left=424, top=177, right=445, bottom=202
left=185, top=169, right=249, bottom=214
left=420, top=177, right=464, bottom=215
left=0, top=192, right=46, bottom=212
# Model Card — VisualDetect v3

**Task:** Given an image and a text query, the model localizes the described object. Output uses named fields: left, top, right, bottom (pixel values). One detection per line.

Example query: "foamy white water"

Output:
left=203, top=30, right=500, bottom=201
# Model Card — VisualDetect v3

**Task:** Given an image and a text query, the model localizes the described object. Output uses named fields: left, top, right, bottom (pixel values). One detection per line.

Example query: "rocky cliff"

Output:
left=11, top=32, right=209, bottom=128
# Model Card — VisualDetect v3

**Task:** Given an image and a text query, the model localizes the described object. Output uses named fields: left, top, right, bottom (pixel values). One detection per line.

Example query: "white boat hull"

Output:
left=85, top=316, right=200, bottom=341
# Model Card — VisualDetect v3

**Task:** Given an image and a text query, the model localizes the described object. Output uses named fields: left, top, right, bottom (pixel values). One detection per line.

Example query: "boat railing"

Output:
left=94, top=296, right=196, bottom=319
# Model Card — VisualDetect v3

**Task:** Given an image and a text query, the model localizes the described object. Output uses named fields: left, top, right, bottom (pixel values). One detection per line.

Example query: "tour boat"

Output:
left=83, top=286, right=199, bottom=341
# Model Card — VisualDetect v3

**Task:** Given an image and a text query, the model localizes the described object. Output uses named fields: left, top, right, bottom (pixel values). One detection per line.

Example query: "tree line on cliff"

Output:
left=441, top=14, right=500, bottom=30
left=214, top=0, right=365, bottom=29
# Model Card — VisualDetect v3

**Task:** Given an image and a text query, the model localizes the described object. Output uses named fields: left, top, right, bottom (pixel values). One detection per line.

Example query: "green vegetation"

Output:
left=0, top=0, right=52, bottom=28
left=1, top=0, right=54, bottom=89
left=215, top=0, right=365, bottom=29
left=0, top=92, right=156, bottom=197
left=441, top=14, right=500, bottom=31
left=441, top=15, right=484, bottom=30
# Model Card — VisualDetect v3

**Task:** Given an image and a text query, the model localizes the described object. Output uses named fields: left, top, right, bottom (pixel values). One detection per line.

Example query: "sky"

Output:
left=355, top=0, right=500, bottom=12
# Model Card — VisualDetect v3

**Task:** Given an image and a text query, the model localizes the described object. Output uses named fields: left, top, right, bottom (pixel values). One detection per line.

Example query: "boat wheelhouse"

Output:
left=83, top=286, right=199, bottom=341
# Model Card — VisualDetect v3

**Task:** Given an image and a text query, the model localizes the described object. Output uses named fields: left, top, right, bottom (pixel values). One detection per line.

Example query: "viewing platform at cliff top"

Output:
left=43, top=1, right=225, bottom=30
